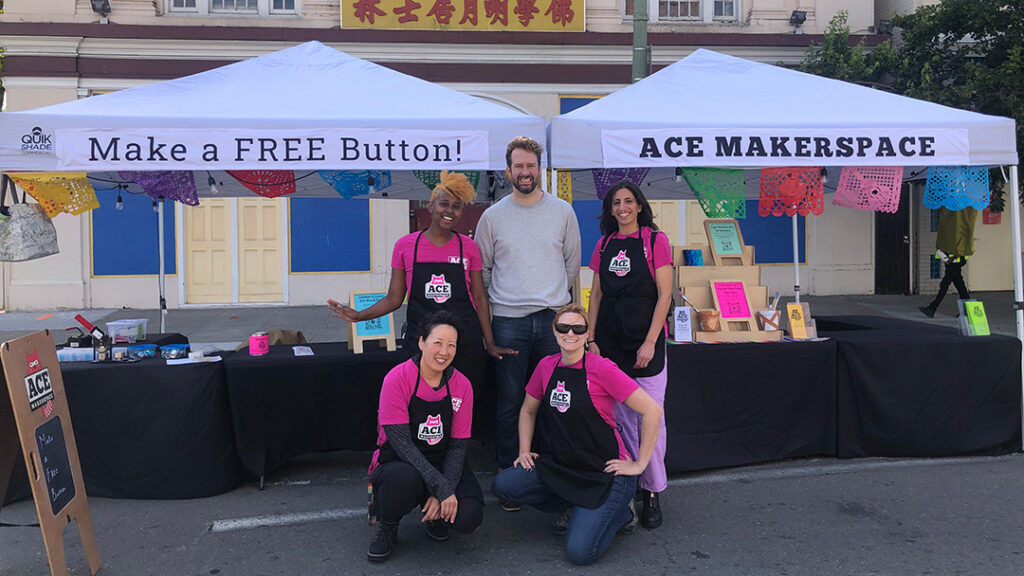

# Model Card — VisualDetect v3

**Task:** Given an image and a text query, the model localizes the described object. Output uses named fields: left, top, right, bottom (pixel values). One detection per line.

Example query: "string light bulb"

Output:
left=207, top=172, right=219, bottom=195
left=821, top=167, right=829, bottom=185
left=115, top=190, right=124, bottom=211
left=367, top=174, right=376, bottom=195
left=674, top=167, right=683, bottom=183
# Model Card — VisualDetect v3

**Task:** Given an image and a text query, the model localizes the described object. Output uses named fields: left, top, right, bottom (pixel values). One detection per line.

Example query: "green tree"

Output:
left=801, top=2, right=1024, bottom=209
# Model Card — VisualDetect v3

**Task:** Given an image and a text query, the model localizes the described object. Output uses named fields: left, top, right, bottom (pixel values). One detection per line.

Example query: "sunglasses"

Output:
left=554, top=323, right=588, bottom=335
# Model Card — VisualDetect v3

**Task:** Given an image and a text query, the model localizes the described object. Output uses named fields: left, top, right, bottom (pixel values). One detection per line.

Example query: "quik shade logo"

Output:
left=425, top=274, right=452, bottom=304
left=417, top=414, right=444, bottom=445
left=549, top=381, right=571, bottom=413
left=21, top=127, right=54, bottom=153
left=609, top=250, right=631, bottom=277
left=24, top=350, right=54, bottom=412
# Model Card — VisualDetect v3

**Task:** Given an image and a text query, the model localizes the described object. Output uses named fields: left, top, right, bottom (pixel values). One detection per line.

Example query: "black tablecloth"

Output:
left=222, top=342, right=404, bottom=480
left=828, top=323, right=1022, bottom=458
left=663, top=339, right=838, bottom=473
left=60, top=353, right=241, bottom=499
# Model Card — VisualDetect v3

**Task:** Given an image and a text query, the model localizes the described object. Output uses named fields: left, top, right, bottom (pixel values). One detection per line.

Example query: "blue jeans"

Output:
left=491, top=311, right=559, bottom=468
left=491, top=465, right=637, bottom=565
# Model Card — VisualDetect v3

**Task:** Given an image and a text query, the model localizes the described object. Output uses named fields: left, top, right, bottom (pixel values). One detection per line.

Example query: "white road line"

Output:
left=211, top=455, right=1018, bottom=533
left=210, top=508, right=365, bottom=533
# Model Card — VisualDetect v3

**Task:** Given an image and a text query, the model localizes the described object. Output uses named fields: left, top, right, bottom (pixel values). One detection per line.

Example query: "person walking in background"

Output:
left=586, top=180, right=672, bottom=529
left=365, top=312, right=483, bottom=562
left=475, top=136, right=582, bottom=487
left=920, top=206, right=978, bottom=318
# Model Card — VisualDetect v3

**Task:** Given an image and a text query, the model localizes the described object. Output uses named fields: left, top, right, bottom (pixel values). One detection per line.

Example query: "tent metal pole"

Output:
left=158, top=198, right=167, bottom=334
left=1008, top=164, right=1022, bottom=450
left=792, top=213, right=800, bottom=303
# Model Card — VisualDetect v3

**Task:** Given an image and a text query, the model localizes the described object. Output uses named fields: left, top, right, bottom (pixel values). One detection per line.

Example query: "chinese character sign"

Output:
left=344, top=0, right=583, bottom=30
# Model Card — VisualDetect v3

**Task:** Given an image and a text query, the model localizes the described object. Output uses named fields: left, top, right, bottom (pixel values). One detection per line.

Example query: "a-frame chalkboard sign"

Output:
left=0, top=330, right=100, bottom=576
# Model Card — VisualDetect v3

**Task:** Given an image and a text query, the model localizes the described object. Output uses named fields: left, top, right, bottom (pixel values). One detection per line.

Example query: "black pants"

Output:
left=371, top=461, right=483, bottom=533
left=929, top=260, right=970, bottom=310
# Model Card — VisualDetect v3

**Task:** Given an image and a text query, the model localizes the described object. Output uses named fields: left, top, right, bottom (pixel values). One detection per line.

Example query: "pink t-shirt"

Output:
left=375, top=358, right=474, bottom=449
left=525, top=352, right=639, bottom=460
left=391, top=231, right=482, bottom=306
left=588, top=227, right=672, bottom=276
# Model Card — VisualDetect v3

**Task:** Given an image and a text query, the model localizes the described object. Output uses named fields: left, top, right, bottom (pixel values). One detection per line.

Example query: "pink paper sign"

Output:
left=713, top=282, right=751, bottom=319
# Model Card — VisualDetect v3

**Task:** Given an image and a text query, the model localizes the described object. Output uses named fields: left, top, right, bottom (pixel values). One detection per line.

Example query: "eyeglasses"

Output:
left=554, top=323, right=588, bottom=335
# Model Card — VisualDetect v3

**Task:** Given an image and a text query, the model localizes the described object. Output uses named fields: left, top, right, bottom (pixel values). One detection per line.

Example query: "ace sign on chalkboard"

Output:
left=0, top=330, right=100, bottom=576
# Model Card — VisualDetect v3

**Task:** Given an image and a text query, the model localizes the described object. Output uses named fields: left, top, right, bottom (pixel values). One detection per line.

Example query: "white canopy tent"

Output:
left=549, top=49, right=1022, bottom=446
left=0, top=41, right=545, bottom=328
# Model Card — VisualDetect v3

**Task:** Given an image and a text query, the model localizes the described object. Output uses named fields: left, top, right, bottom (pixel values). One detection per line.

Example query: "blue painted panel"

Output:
left=737, top=200, right=806, bottom=264
left=573, top=200, right=603, bottom=268
left=560, top=97, right=599, bottom=114
left=92, top=189, right=176, bottom=276
left=290, top=198, right=371, bottom=272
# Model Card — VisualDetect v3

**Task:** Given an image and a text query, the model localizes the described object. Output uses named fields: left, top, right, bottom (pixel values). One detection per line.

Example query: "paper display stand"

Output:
left=710, top=281, right=755, bottom=332
left=0, top=331, right=100, bottom=576
left=347, top=291, right=397, bottom=354
left=786, top=302, right=817, bottom=339
left=704, top=219, right=751, bottom=267
left=957, top=299, right=991, bottom=336
left=679, top=285, right=782, bottom=342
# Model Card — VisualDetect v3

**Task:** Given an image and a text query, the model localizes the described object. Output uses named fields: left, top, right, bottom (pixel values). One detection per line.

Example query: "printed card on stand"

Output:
left=674, top=306, right=693, bottom=342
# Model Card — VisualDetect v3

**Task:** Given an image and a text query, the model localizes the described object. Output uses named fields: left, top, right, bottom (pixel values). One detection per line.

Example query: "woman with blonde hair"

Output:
left=491, top=303, right=662, bottom=565
left=329, top=170, right=514, bottom=402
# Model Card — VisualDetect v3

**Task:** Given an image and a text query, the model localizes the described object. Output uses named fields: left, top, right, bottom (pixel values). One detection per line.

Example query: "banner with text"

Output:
left=55, top=128, right=490, bottom=171
left=601, top=128, right=971, bottom=168
left=343, top=0, right=584, bottom=31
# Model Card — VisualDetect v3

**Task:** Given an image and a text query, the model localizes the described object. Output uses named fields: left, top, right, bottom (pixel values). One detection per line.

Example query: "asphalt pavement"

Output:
left=1, top=292, right=1023, bottom=575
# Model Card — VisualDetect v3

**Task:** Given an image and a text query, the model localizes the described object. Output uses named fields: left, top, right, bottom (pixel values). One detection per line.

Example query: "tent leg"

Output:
left=1008, top=165, right=1022, bottom=451
left=158, top=198, right=167, bottom=334
left=792, top=213, right=800, bottom=303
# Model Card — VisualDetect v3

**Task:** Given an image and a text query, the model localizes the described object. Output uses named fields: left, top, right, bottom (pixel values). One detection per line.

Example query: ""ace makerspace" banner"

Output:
left=601, top=128, right=971, bottom=168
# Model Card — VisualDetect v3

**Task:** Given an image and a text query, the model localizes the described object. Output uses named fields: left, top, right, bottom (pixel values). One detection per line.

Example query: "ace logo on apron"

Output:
left=608, top=250, right=631, bottom=277
left=417, top=414, right=445, bottom=445
left=425, top=274, right=452, bottom=304
left=549, top=381, right=572, bottom=413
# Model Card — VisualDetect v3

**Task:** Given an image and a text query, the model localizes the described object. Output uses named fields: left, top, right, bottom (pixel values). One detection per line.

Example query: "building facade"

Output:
left=0, top=0, right=1011, bottom=311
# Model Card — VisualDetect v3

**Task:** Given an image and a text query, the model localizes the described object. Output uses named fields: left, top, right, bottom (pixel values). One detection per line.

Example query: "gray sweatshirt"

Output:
left=475, top=192, right=582, bottom=318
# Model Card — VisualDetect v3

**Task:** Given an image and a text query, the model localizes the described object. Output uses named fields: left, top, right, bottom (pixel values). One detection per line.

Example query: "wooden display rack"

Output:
left=680, top=283, right=782, bottom=343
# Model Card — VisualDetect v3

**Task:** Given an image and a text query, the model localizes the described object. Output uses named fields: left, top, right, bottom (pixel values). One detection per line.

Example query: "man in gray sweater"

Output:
left=475, top=136, right=582, bottom=479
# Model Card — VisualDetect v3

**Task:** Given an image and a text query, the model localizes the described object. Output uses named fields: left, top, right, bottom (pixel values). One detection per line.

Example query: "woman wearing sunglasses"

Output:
left=490, top=304, right=662, bottom=565
left=366, top=312, right=484, bottom=562
left=586, top=180, right=673, bottom=529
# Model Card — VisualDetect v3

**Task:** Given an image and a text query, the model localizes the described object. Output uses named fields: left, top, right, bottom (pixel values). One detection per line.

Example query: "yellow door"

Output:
left=237, top=198, right=283, bottom=303
left=184, top=199, right=232, bottom=303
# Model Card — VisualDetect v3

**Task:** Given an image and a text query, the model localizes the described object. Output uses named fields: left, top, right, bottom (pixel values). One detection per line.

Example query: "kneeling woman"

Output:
left=491, top=304, right=662, bottom=565
left=367, top=312, right=483, bottom=562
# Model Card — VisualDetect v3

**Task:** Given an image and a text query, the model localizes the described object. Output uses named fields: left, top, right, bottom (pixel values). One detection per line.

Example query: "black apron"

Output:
left=379, top=358, right=454, bottom=467
left=534, top=354, right=618, bottom=509
left=405, top=231, right=486, bottom=387
left=595, top=229, right=666, bottom=378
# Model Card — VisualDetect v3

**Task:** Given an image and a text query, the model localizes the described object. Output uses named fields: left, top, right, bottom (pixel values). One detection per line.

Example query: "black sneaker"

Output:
left=618, top=499, right=638, bottom=535
left=919, top=306, right=936, bottom=318
left=426, top=520, right=449, bottom=542
left=641, top=490, right=663, bottom=529
left=549, top=508, right=571, bottom=535
left=499, top=500, right=522, bottom=512
left=367, top=521, right=398, bottom=562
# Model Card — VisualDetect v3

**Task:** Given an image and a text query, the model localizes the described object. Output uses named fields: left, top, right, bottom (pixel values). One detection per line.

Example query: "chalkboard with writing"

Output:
left=35, top=416, right=75, bottom=515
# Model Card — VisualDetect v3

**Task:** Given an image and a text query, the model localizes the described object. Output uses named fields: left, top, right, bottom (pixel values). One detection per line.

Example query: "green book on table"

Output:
left=958, top=299, right=990, bottom=336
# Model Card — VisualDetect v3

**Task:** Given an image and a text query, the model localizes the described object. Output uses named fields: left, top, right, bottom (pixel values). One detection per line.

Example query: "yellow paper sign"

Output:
left=787, top=303, right=807, bottom=339
left=342, top=0, right=584, bottom=31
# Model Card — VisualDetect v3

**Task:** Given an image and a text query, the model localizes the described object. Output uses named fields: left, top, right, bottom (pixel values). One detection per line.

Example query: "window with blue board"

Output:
left=290, top=198, right=371, bottom=272
left=736, top=200, right=806, bottom=264
left=92, top=189, right=176, bottom=276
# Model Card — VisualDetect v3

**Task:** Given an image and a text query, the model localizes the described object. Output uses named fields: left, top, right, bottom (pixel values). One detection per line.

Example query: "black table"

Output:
left=60, top=350, right=241, bottom=499
left=663, top=338, right=838, bottom=473
left=222, top=342, right=404, bottom=481
left=824, top=319, right=1022, bottom=458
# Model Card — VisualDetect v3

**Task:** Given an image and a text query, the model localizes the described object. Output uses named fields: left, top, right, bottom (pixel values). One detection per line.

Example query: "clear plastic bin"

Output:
left=106, top=319, right=148, bottom=344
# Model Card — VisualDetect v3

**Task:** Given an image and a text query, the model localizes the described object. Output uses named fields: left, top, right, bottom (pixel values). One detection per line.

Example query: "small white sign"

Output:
left=674, top=306, right=693, bottom=342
